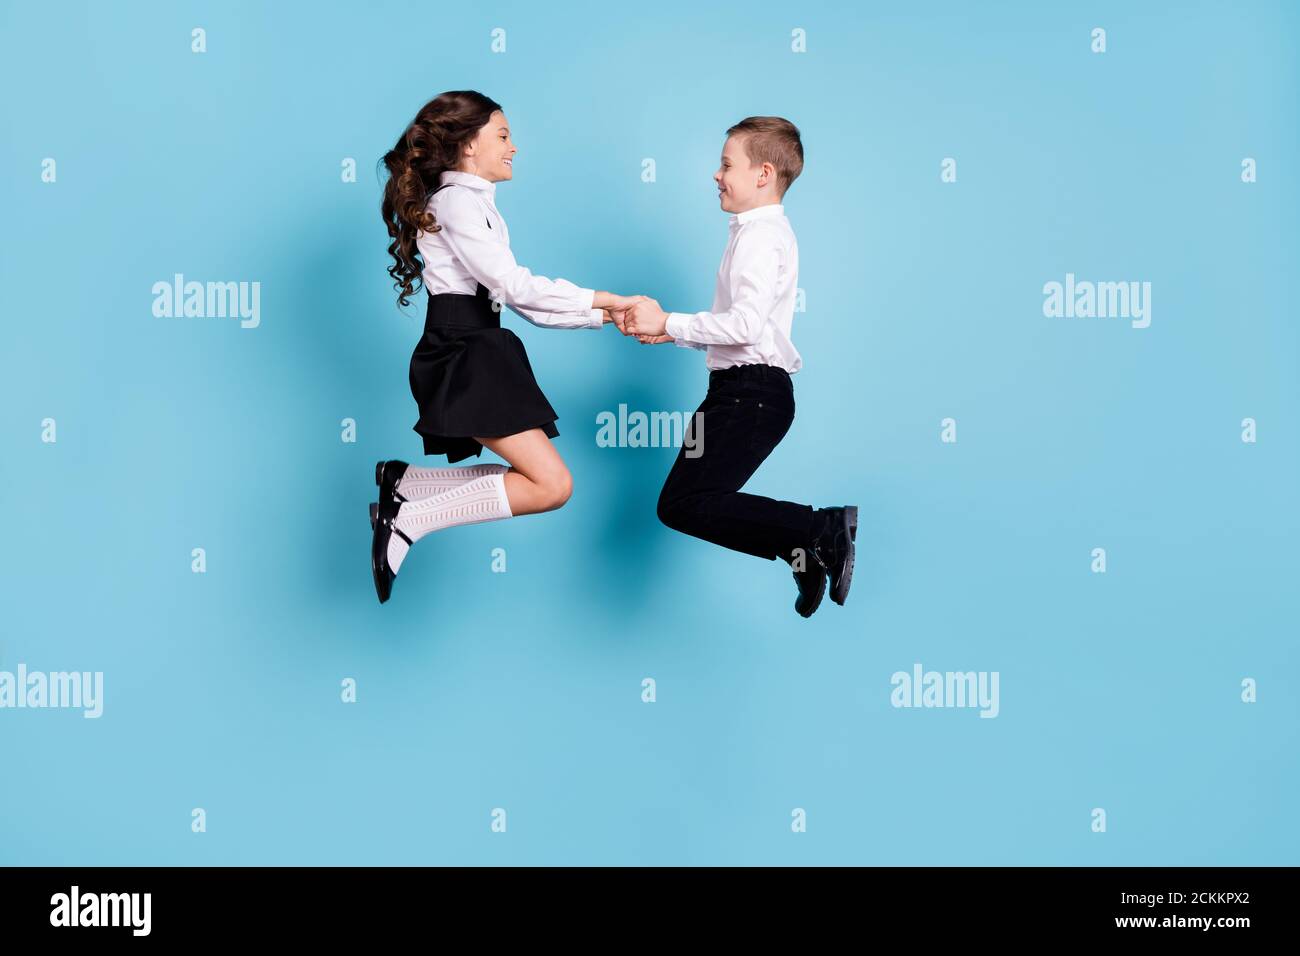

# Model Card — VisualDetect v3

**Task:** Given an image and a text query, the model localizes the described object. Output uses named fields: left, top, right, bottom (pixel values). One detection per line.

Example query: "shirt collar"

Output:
left=730, top=203, right=784, bottom=227
left=439, top=170, right=496, bottom=198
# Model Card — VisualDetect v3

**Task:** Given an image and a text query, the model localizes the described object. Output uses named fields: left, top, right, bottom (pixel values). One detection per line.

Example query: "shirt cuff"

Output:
left=578, top=287, right=597, bottom=313
left=584, top=309, right=605, bottom=329
left=664, top=312, right=691, bottom=341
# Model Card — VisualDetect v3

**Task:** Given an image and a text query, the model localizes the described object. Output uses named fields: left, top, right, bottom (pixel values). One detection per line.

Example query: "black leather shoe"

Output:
left=792, top=551, right=828, bottom=618
left=371, top=495, right=411, bottom=604
left=371, top=461, right=409, bottom=531
left=812, top=505, right=858, bottom=606
left=375, top=460, right=411, bottom=504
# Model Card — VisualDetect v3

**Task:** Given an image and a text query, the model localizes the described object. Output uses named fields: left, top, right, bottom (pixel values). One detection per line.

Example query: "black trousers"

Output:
left=657, top=363, right=815, bottom=562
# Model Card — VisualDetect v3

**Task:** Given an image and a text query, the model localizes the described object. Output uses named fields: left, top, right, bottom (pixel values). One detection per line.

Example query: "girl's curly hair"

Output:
left=379, top=90, right=502, bottom=308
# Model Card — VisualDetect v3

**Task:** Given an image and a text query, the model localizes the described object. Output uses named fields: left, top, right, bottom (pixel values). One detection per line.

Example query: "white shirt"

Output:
left=664, top=203, right=802, bottom=373
left=416, top=171, right=603, bottom=329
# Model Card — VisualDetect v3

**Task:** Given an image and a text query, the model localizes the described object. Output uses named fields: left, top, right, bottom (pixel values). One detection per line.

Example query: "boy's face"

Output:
left=463, top=110, right=517, bottom=182
left=714, top=134, right=776, bottom=213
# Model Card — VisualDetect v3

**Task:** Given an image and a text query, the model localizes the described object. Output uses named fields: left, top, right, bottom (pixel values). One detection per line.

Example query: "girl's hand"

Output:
left=593, top=291, right=646, bottom=312
left=601, top=309, right=630, bottom=334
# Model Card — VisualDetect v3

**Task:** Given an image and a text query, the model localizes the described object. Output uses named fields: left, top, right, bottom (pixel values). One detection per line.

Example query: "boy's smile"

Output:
left=715, top=133, right=776, bottom=214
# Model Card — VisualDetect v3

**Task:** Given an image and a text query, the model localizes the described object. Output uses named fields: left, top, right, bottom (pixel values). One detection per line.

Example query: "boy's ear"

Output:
left=758, top=160, right=777, bottom=188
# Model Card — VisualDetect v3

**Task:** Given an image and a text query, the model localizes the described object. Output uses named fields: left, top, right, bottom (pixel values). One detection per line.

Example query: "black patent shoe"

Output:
left=370, top=460, right=410, bottom=530
left=812, top=505, right=858, bottom=606
left=375, top=460, right=410, bottom=503
left=371, top=495, right=412, bottom=605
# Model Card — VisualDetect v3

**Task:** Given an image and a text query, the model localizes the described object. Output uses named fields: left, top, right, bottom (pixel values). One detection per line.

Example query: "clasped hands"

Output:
left=600, top=294, right=673, bottom=345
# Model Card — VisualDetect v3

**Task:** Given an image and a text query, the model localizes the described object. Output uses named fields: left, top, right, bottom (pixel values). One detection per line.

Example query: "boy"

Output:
left=623, top=116, right=857, bottom=618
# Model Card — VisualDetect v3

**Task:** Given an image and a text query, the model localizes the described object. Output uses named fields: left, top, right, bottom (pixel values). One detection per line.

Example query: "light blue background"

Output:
left=2, top=0, right=1296, bottom=865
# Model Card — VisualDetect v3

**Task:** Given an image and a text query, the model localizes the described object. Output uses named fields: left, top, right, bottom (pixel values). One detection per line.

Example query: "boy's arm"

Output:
left=672, top=334, right=707, bottom=350
left=663, top=228, right=781, bottom=347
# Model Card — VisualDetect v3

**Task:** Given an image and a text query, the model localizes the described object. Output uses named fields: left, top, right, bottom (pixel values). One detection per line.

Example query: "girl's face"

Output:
left=461, top=110, right=516, bottom=182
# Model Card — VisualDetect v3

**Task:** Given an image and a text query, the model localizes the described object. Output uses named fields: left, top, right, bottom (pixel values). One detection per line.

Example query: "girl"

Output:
left=372, top=90, right=638, bottom=603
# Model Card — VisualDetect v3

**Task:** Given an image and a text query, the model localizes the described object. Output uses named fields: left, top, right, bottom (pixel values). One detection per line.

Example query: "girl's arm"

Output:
left=507, top=303, right=604, bottom=330
left=436, top=188, right=626, bottom=320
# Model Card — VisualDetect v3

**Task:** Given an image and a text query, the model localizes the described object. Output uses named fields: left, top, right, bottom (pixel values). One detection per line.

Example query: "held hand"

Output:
left=624, top=297, right=668, bottom=337
left=637, top=334, right=674, bottom=345
left=594, top=291, right=644, bottom=315
left=603, top=294, right=647, bottom=335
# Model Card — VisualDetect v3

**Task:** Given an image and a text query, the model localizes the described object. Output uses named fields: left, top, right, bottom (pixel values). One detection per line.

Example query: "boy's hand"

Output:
left=602, top=295, right=648, bottom=335
left=637, top=334, right=674, bottom=345
left=598, top=293, right=650, bottom=335
left=625, top=297, right=668, bottom=336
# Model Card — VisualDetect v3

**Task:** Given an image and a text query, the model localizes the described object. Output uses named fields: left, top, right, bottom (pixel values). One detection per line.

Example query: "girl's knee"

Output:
left=539, top=468, right=573, bottom=511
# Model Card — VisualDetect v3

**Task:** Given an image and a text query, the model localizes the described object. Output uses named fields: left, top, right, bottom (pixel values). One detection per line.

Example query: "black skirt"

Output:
left=409, top=285, right=559, bottom=463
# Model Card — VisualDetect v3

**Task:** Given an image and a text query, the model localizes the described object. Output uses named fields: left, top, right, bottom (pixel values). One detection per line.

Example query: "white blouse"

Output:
left=415, top=170, right=603, bottom=329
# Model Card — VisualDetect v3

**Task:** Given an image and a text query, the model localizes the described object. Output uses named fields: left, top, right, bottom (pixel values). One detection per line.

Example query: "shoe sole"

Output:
left=371, top=495, right=403, bottom=605
left=370, top=460, right=386, bottom=531
left=830, top=505, right=858, bottom=606
left=371, top=521, right=391, bottom=604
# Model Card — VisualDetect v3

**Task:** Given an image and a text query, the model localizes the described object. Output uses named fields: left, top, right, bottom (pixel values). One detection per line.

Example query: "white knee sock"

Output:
left=386, top=472, right=514, bottom=573
left=396, top=463, right=508, bottom=500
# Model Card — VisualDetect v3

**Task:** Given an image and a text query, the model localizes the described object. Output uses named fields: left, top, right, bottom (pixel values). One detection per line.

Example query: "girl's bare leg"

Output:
left=474, top=428, right=573, bottom=516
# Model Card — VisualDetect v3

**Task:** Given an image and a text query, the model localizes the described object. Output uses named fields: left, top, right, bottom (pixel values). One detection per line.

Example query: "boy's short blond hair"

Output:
left=726, top=116, right=804, bottom=195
